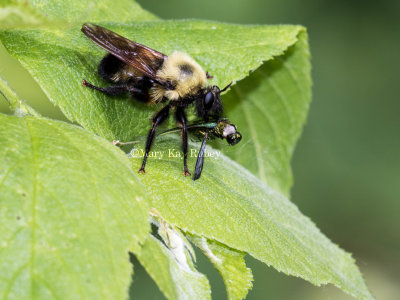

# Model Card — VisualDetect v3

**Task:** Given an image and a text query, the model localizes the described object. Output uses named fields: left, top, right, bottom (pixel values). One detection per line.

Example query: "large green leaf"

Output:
left=223, top=30, right=311, bottom=194
left=0, top=5, right=45, bottom=29
left=1, top=0, right=156, bottom=24
left=126, top=137, right=373, bottom=300
left=0, top=21, right=306, bottom=194
left=0, top=114, right=149, bottom=299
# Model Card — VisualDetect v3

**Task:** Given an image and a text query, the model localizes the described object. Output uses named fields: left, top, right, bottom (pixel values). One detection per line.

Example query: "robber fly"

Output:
left=159, top=119, right=242, bottom=180
left=81, top=23, right=233, bottom=176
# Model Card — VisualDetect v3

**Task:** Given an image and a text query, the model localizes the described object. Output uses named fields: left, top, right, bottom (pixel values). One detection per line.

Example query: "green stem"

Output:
left=0, top=76, right=41, bottom=117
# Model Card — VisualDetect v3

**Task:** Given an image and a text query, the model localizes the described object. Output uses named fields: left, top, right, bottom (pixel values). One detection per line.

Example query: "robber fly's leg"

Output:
left=82, top=79, right=147, bottom=99
left=175, top=107, right=191, bottom=176
left=83, top=79, right=127, bottom=95
left=139, top=104, right=170, bottom=174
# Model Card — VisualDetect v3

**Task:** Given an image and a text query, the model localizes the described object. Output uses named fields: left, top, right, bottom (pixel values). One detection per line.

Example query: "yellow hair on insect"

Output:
left=152, top=51, right=207, bottom=102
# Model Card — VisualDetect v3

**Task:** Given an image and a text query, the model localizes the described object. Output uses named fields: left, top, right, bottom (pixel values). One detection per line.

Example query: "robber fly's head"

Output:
left=196, top=82, right=232, bottom=120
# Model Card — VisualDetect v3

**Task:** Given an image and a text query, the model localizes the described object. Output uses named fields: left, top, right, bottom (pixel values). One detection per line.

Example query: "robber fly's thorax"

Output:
left=150, top=51, right=207, bottom=103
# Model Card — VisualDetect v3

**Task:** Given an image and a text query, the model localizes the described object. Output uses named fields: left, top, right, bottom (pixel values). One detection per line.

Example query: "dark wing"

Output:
left=82, top=23, right=166, bottom=80
left=193, top=132, right=208, bottom=181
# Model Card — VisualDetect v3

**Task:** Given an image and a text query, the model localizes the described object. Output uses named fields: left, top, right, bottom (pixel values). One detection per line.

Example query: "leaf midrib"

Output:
left=24, top=118, right=38, bottom=299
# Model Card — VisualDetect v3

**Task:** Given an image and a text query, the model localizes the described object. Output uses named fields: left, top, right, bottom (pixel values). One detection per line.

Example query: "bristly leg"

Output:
left=175, top=107, right=191, bottom=176
left=82, top=79, right=148, bottom=101
left=83, top=79, right=128, bottom=95
left=139, top=104, right=170, bottom=174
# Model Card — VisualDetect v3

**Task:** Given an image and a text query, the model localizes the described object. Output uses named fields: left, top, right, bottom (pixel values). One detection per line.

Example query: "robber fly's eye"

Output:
left=204, top=91, right=215, bottom=110
left=227, top=132, right=242, bottom=145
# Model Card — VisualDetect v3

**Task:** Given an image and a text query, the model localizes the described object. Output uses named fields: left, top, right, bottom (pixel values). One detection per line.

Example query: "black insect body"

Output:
left=81, top=23, right=232, bottom=176
left=159, top=119, right=242, bottom=180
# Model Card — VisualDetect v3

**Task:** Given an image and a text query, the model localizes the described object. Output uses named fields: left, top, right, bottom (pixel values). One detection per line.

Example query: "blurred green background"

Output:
left=1, top=0, right=399, bottom=299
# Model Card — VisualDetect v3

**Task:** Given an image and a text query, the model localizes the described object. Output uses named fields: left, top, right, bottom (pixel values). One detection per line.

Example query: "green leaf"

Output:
left=1, top=0, right=157, bottom=24
left=126, top=138, right=373, bottom=300
left=0, top=114, right=149, bottom=299
left=135, top=210, right=211, bottom=300
left=223, top=30, right=311, bottom=195
left=0, top=5, right=46, bottom=29
left=189, top=235, right=253, bottom=300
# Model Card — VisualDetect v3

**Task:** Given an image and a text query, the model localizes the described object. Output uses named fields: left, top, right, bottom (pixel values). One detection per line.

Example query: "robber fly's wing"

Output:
left=193, top=132, right=208, bottom=181
left=82, top=23, right=166, bottom=81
